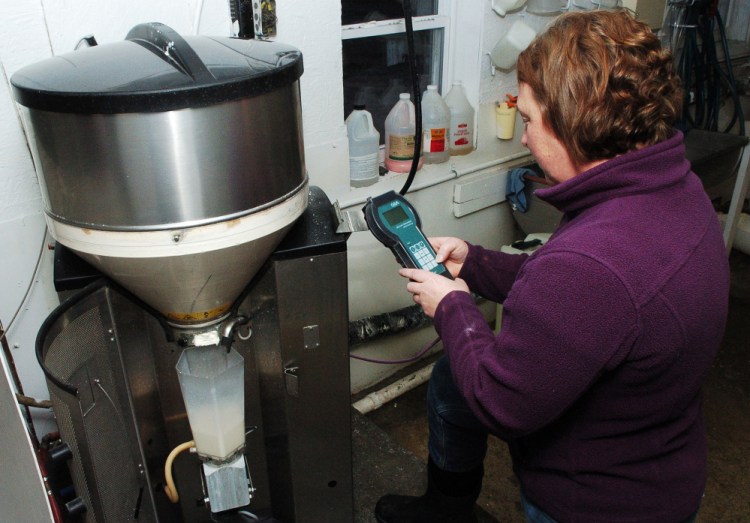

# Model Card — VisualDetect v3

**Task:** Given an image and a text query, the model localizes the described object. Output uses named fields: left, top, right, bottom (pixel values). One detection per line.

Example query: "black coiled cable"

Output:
left=677, top=2, right=745, bottom=136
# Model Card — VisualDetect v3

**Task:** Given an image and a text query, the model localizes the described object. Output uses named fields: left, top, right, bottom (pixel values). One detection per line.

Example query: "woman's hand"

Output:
left=399, top=268, right=470, bottom=318
left=429, top=237, right=469, bottom=278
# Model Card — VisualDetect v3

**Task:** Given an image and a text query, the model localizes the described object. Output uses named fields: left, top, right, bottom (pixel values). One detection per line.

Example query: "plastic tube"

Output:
left=164, top=440, right=196, bottom=503
left=352, top=362, right=435, bottom=415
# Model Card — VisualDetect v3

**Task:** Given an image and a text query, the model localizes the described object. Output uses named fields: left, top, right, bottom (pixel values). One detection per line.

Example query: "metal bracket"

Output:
left=284, top=366, right=299, bottom=397
left=333, top=201, right=369, bottom=234
left=303, top=325, right=320, bottom=350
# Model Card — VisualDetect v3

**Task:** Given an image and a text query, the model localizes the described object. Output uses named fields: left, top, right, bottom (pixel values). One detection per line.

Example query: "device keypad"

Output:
left=409, top=241, right=438, bottom=270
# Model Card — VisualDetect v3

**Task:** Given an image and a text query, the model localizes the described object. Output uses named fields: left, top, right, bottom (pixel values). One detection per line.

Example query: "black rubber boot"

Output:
left=374, top=458, right=482, bottom=523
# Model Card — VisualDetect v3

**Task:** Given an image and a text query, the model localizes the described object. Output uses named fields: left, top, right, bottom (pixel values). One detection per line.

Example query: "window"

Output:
left=342, top=0, right=451, bottom=143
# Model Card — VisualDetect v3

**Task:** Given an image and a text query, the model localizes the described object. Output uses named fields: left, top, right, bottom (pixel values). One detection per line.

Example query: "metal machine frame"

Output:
left=39, top=187, right=353, bottom=522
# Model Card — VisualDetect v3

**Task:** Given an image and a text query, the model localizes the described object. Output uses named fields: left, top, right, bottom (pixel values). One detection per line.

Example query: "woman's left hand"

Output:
left=399, top=268, right=470, bottom=318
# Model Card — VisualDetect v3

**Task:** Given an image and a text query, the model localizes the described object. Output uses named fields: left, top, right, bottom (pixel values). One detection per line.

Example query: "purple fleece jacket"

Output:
left=434, top=132, right=730, bottom=523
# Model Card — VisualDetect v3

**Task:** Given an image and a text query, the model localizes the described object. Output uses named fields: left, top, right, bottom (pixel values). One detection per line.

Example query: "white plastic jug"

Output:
left=346, top=105, right=380, bottom=187
left=444, top=82, right=475, bottom=156
left=385, top=93, right=424, bottom=173
left=421, top=85, right=450, bottom=164
left=491, top=0, right=527, bottom=16
left=489, top=20, right=537, bottom=70
left=527, top=0, right=563, bottom=14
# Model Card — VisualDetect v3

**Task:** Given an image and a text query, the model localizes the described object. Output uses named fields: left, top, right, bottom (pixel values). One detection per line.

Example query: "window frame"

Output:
left=341, top=2, right=455, bottom=110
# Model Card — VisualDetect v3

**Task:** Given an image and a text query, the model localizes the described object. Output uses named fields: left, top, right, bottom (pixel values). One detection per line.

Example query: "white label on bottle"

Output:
left=388, top=134, right=416, bottom=160
left=350, top=153, right=379, bottom=181
left=452, top=122, right=471, bottom=147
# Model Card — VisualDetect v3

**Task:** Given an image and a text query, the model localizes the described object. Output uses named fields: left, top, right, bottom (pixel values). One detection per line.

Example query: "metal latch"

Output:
left=284, top=366, right=299, bottom=397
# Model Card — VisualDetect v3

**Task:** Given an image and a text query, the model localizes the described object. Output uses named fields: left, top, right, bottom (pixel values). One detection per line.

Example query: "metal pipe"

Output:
left=16, top=394, right=52, bottom=409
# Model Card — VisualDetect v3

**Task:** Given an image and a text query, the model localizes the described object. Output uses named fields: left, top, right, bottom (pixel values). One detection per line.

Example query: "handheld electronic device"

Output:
left=363, top=190, right=452, bottom=279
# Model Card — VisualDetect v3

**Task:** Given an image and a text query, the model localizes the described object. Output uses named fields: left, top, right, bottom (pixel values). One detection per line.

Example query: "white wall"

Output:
left=0, top=0, right=561, bottom=437
left=0, top=0, right=235, bottom=439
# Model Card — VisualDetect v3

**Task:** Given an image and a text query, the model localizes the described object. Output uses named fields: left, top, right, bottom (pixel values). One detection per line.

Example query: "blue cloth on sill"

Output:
left=507, top=167, right=535, bottom=213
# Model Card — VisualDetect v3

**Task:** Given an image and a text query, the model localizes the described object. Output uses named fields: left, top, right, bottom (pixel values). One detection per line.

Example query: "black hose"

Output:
left=715, top=10, right=745, bottom=135
left=399, top=0, right=423, bottom=196
left=35, top=277, right=173, bottom=398
left=348, top=304, right=431, bottom=347
left=677, top=2, right=745, bottom=136
left=35, top=278, right=108, bottom=396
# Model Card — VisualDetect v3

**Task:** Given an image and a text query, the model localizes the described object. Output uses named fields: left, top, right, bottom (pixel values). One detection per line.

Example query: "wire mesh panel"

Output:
left=41, top=287, right=158, bottom=522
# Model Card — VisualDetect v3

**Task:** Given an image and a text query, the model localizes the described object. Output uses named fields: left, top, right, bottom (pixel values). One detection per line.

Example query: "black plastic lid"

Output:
left=11, top=22, right=303, bottom=114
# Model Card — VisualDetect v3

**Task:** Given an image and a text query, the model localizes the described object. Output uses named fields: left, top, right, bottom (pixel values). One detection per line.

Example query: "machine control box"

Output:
left=363, top=190, right=452, bottom=279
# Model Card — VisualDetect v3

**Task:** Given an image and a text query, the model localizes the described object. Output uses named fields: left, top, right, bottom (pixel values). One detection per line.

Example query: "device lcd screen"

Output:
left=383, top=205, right=410, bottom=227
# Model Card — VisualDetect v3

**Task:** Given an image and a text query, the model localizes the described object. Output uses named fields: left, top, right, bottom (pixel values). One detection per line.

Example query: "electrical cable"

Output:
left=34, top=278, right=108, bottom=397
left=193, top=0, right=207, bottom=34
left=35, top=275, right=175, bottom=398
left=350, top=335, right=441, bottom=364
left=398, top=0, right=423, bottom=196
left=0, top=55, right=53, bottom=347
left=674, top=0, right=745, bottom=136
left=0, top=234, right=64, bottom=522
left=0, top=227, right=48, bottom=345
left=714, top=9, right=745, bottom=134
left=164, top=440, right=196, bottom=503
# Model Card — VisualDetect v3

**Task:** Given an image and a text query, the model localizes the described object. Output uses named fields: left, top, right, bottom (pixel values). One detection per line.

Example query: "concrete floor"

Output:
left=353, top=249, right=750, bottom=522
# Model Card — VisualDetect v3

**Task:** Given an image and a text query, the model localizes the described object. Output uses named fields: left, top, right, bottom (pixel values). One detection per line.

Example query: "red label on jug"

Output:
left=426, top=128, right=447, bottom=152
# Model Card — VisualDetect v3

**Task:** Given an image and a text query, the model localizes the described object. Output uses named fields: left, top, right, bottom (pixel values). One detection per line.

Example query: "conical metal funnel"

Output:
left=48, top=185, right=308, bottom=326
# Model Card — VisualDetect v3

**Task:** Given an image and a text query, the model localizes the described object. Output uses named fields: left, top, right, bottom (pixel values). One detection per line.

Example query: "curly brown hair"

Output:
left=516, top=9, right=683, bottom=167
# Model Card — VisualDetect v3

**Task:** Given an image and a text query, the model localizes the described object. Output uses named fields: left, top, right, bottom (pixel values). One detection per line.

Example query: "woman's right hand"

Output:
left=429, top=237, right=469, bottom=278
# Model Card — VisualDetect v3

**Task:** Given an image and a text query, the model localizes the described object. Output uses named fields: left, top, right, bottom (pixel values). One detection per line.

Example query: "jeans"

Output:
left=427, top=356, right=489, bottom=472
left=520, top=492, right=699, bottom=523
left=521, top=492, right=559, bottom=523
left=427, top=356, right=701, bottom=523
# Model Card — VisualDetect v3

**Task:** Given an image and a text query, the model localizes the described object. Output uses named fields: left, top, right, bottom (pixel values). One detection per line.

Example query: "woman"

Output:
left=375, top=9, right=729, bottom=523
